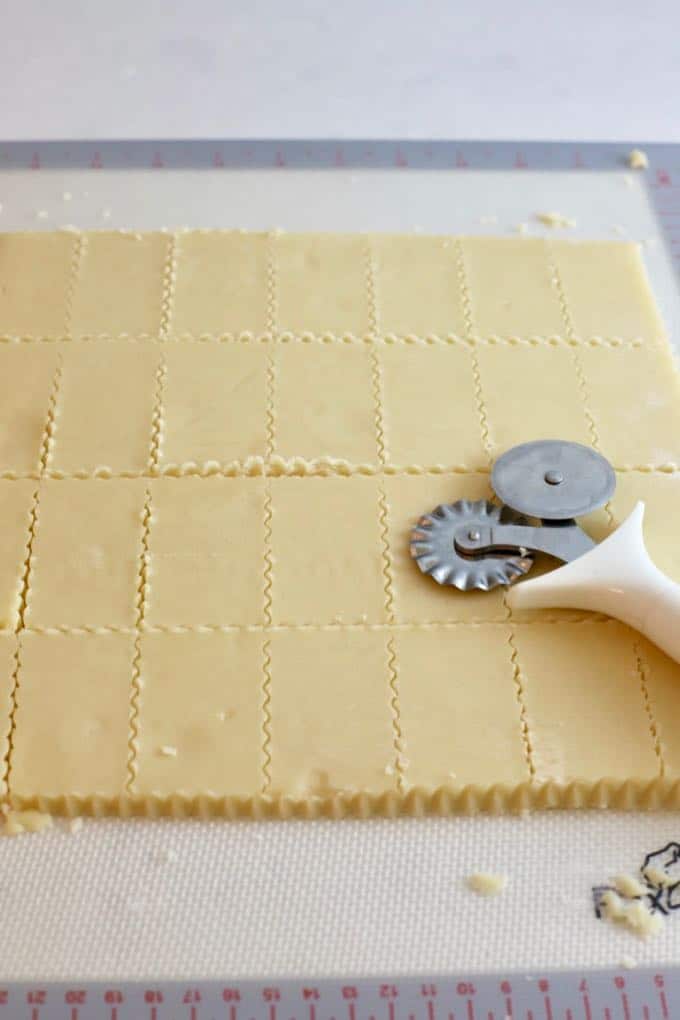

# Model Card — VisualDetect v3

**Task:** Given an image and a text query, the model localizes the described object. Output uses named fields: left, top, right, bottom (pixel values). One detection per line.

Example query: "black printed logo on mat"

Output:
left=593, top=841, right=680, bottom=918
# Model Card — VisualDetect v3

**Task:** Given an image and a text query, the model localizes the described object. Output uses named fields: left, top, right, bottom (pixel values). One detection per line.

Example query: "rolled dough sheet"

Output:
left=1, top=230, right=679, bottom=817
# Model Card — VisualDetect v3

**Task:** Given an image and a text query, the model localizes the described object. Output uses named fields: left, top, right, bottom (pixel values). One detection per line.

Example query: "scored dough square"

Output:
left=275, top=233, right=370, bottom=335
left=396, top=625, right=530, bottom=789
left=134, top=631, right=265, bottom=797
left=0, top=632, right=15, bottom=795
left=268, top=629, right=395, bottom=797
left=477, top=344, right=592, bottom=456
left=27, top=479, right=145, bottom=629
left=515, top=622, right=660, bottom=783
left=148, top=477, right=265, bottom=627
left=371, top=235, right=467, bottom=337
left=461, top=238, right=565, bottom=338
left=0, top=481, right=36, bottom=630
left=269, top=476, right=386, bottom=625
left=162, top=344, right=270, bottom=466
left=171, top=232, right=270, bottom=337
left=379, top=345, right=487, bottom=468
left=275, top=343, right=377, bottom=463
left=70, top=233, right=169, bottom=337
left=10, top=632, right=133, bottom=800
left=578, top=345, right=680, bottom=466
left=51, top=343, right=159, bottom=473
left=0, top=346, right=59, bottom=473
left=384, top=473, right=507, bottom=623
left=0, top=232, right=75, bottom=337
left=552, top=240, right=665, bottom=341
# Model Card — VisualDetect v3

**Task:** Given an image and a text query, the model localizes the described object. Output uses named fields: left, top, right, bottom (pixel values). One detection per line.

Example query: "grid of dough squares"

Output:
left=1, top=229, right=680, bottom=816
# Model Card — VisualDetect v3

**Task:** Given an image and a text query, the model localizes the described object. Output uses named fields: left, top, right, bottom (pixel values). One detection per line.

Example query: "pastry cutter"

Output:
left=411, top=438, right=680, bottom=663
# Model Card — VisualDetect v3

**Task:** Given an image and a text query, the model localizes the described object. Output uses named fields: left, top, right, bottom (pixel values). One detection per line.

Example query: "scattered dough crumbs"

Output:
left=628, top=149, right=649, bottom=170
left=157, top=745, right=178, bottom=758
left=479, top=214, right=498, bottom=225
left=621, top=956, right=638, bottom=970
left=600, top=890, right=662, bottom=938
left=466, top=872, right=508, bottom=896
left=68, top=817, right=84, bottom=834
left=535, top=211, right=576, bottom=229
left=2, top=810, right=53, bottom=837
left=613, top=873, right=648, bottom=898
left=515, top=222, right=529, bottom=235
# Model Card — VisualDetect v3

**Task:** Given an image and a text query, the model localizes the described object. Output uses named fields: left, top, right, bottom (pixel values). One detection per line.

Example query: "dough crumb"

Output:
left=479, top=214, right=498, bottom=225
left=384, top=764, right=394, bottom=776
left=59, top=224, right=80, bottom=233
left=466, top=871, right=508, bottom=896
left=36, top=209, right=49, bottom=220
left=613, top=873, right=648, bottom=898
left=63, top=191, right=72, bottom=201
left=535, top=211, right=575, bottom=229
left=68, top=817, right=84, bottom=834
left=623, top=175, right=634, bottom=188
left=157, top=744, right=178, bottom=758
left=155, top=847, right=178, bottom=864
left=600, top=890, right=662, bottom=938
left=611, top=224, right=626, bottom=235
left=2, top=810, right=53, bottom=837
left=627, top=148, right=649, bottom=170
left=101, top=208, right=112, bottom=220
left=515, top=222, right=529, bottom=235
left=643, top=864, right=676, bottom=888
left=621, top=955, right=638, bottom=969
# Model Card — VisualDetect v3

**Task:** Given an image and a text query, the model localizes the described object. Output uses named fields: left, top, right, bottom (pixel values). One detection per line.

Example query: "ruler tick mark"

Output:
left=582, top=995, right=592, bottom=1020
left=659, top=989, right=669, bottom=1019
left=467, top=999, right=475, bottom=1020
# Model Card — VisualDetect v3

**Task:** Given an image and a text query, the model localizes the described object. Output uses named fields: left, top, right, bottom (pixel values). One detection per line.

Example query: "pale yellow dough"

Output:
left=0, top=229, right=679, bottom=816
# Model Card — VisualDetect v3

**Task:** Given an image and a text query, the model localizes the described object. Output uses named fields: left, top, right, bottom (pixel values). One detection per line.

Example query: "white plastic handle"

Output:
left=507, top=502, right=680, bottom=664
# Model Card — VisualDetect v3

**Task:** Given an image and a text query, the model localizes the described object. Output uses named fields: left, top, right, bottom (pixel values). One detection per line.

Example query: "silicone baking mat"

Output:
left=1, top=141, right=680, bottom=979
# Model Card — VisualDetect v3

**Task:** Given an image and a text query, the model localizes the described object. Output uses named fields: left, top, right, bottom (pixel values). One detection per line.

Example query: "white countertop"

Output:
left=2, top=0, right=679, bottom=143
